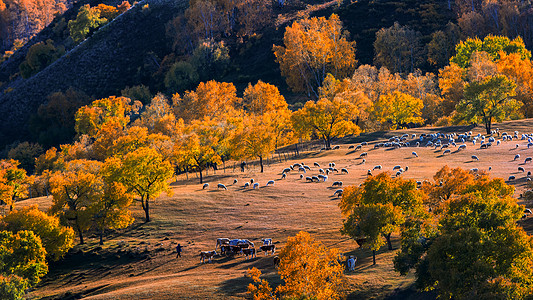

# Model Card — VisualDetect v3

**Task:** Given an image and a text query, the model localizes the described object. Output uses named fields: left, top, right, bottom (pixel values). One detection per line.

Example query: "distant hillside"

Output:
left=0, top=0, right=457, bottom=150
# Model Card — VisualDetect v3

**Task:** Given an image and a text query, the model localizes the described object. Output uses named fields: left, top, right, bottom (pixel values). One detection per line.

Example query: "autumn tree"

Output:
left=273, top=14, right=356, bottom=98
left=7, top=141, right=43, bottom=173
left=291, top=98, right=361, bottom=149
left=497, top=52, right=533, bottom=118
left=232, top=114, right=276, bottom=173
left=340, top=172, right=426, bottom=264
left=176, top=118, right=223, bottom=183
left=104, top=147, right=173, bottom=222
left=92, top=182, right=133, bottom=245
left=172, top=80, right=240, bottom=123
left=370, top=91, right=424, bottom=129
left=19, top=39, right=65, bottom=78
left=68, top=3, right=122, bottom=43
left=248, top=231, right=346, bottom=300
left=49, top=159, right=102, bottom=244
left=374, top=22, right=424, bottom=74
left=0, top=205, right=75, bottom=260
left=456, top=74, right=520, bottom=134
left=0, top=159, right=29, bottom=212
left=0, top=230, right=48, bottom=291
left=74, top=96, right=142, bottom=137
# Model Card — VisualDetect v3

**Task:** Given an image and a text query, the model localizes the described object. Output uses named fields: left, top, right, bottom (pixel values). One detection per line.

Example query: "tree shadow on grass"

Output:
left=219, top=271, right=282, bottom=296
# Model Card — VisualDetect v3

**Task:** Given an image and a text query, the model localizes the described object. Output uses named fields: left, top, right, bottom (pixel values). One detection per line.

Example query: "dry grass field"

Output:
left=19, top=119, right=533, bottom=300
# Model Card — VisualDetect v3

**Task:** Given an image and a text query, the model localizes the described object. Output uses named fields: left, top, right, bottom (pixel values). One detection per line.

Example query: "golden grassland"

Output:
left=20, top=119, right=533, bottom=299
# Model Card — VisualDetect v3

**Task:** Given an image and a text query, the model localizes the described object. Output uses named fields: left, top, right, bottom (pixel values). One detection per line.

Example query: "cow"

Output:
left=242, top=248, right=256, bottom=259
left=260, top=244, right=276, bottom=255
left=215, top=238, right=230, bottom=250
left=262, top=238, right=272, bottom=246
left=200, top=250, right=217, bottom=263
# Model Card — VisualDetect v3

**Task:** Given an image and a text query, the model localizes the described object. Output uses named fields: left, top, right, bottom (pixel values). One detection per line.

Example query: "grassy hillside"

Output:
left=15, top=119, right=533, bottom=299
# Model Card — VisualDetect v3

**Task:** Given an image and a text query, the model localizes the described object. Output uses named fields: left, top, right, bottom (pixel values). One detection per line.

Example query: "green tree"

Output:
left=19, top=39, right=65, bottom=78
left=0, top=274, right=28, bottom=300
left=451, top=35, right=531, bottom=69
left=68, top=4, right=107, bottom=44
left=456, top=75, right=520, bottom=134
left=0, top=230, right=48, bottom=288
left=340, top=173, right=426, bottom=264
left=92, top=182, right=133, bottom=245
left=374, top=22, right=423, bottom=74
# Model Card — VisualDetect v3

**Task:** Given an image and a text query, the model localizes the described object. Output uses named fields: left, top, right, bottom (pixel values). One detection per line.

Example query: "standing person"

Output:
left=176, top=243, right=184, bottom=258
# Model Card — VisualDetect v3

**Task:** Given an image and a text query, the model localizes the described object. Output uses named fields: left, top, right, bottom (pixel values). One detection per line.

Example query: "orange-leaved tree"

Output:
left=291, top=98, right=360, bottom=149
left=104, top=147, right=173, bottom=222
left=0, top=159, right=29, bottom=211
left=248, top=231, right=346, bottom=300
left=273, top=14, right=356, bottom=98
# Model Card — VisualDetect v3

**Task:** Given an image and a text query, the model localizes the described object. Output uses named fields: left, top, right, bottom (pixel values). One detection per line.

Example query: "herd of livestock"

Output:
left=197, top=128, right=533, bottom=263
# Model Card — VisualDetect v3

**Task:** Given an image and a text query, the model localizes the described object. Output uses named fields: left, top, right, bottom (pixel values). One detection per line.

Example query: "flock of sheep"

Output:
left=200, top=128, right=533, bottom=206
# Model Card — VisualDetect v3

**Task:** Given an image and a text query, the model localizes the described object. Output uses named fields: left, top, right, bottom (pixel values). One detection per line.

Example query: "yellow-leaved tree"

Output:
left=104, top=147, right=173, bottom=222
left=370, top=91, right=424, bottom=129
left=291, top=98, right=361, bottom=149
left=49, top=159, right=102, bottom=244
left=248, top=231, right=346, bottom=300
left=0, top=205, right=75, bottom=261
left=273, top=14, right=356, bottom=98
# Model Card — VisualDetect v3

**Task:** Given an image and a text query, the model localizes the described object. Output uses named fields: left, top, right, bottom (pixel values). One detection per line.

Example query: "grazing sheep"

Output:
left=332, top=181, right=343, bottom=187
left=458, top=144, right=466, bottom=150
left=303, top=165, right=311, bottom=171
left=244, top=182, right=250, bottom=188
left=361, top=142, right=368, bottom=146
left=333, top=145, right=340, bottom=150
left=528, top=171, right=531, bottom=177
left=333, top=189, right=343, bottom=197
left=360, top=152, right=368, bottom=158
left=312, top=176, right=320, bottom=182
left=217, top=183, right=227, bottom=190
left=373, top=165, right=382, bottom=170
left=405, top=166, right=409, bottom=172
left=253, top=182, right=259, bottom=189
left=250, top=178, right=255, bottom=184
left=412, top=151, right=418, bottom=158
left=525, top=208, right=532, bottom=214
left=516, top=144, right=519, bottom=148
left=471, top=155, right=479, bottom=161
left=298, top=167, right=306, bottom=173
left=202, top=183, right=209, bottom=189
left=367, top=170, right=373, bottom=176
left=282, top=168, right=291, bottom=174
left=443, top=149, right=451, bottom=155
left=489, top=166, right=492, bottom=171
left=348, top=145, right=355, bottom=149
left=393, top=165, right=401, bottom=170
left=395, top=171, right=402, bottom=177
left=266, top=180, right=275, bottom=186
left=525, top=157, right=532, bottom=163
left=233, top=179, right=238, bottom=184
left=281, top=173, right=286, bottom=179
left=362, top=159, right=366, bottom=164
left=341, top=168, right=349, bottom=174
left=305, top=176, right=313, bottom=182
left=508, top=175, right=516, bottom=181
left=329, top=162, right=336, bottom=168
left=318, top=174, right=327, bottom=181
left=314, top=162, right=320, bottom=167
left=518, top=167, right=525, bottom=172
left=355, top=145, right=362, bottom=151
left=299, top=174, right=304, bottom=179
left=319, top=168, right=325, bottom=174
left=470, top=168, right=479, bottom=173
left=514, top=154, right=520, bottom=161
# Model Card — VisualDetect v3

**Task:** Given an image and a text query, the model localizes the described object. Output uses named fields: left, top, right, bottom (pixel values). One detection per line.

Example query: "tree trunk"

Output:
left=325, top=137, right=331, bottom=149
left=76, top=222, right=84, bottom=244
left=259, top=156, right=264, bottom=173
left=372, top=250, right=376, bottom=265
left=144, top=198, right=150, bottom=222
left=99, top=230, right=104, bottom=245
left=385, top=233, right=393, bottom=250
left=485, top=118, right=491, bottom=134
left=199, top=169, right=203, bottom=184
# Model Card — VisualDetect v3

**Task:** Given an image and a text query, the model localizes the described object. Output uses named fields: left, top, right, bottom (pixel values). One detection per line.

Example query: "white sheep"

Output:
left=244, top=182, right=250, bottom=188
left=217, top=183, right=227, bottom=190
left=514, top=154, right=520, bottom=161
left=233, top=179, right=238, bottom=184
left=252, top=182, right=259, bottom=189
left=412, top=151, right=418, bottom=157
left=360, top=152, right=368, bottom=158
left=443, top=149, right=451, bottom=155
left=458, top=144, right=466, bottom=150
left=332, top=145, right=340, bottom=150
left=299, top=174, right=304, bottom=179
left=341, top=168, right=349, bottom=174
left=471, top=155, right=479, bottom=161
left=305, top=176, right=313, bottom=182
left=393, top=165, right=401, bottom=170
left=488, top=166, right=492, bottom=171
left=250, top=178, right=255, bottom=184
left=525, top=157, right=532, bottom=163
left=266, top=180, right=275, bottom=186
left=298, top=167, right=306, bottom=173
left=282, top=168, right=291, bottom=173
left=202, top=183, right=209, bottom=189
left=281, top=173, right=286, bottom=179
left=373, top=165, right=382, bottom=170
left=314, top=162, right=320, bottom=167
left=518, top=167, right=525, bottom=172
left=332, top=181, right=343, bottom=187
left=362, top=159, right=366, bottom=164
left=395, top=171, right=402, bottom=177
left=319, top=168, right=325, bottom=174
left=508, top=175, right=516, bottom=181
left=318, top=174, right=328, bottom=181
